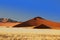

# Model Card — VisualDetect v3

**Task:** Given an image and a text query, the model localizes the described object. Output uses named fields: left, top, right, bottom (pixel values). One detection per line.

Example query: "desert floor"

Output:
left=0, top=28, right=60, bottom=40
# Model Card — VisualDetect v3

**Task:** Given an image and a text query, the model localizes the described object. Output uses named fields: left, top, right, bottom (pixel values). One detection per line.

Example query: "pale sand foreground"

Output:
left=0, top=28, right=60, bottom=40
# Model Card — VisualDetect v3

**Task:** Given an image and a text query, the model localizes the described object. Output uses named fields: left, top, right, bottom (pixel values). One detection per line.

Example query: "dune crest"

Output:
left=14, top=16, right=60, bottom=29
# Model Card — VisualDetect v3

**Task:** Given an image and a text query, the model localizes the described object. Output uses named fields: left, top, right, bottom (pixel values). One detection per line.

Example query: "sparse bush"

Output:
left=0, top=28, right=60, bottom=40
left=0, top=33, right=60, bottom=40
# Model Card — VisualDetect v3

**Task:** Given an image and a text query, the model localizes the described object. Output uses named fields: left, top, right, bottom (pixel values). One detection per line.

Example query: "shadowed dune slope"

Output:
left=14, top=17, right=45, bottom=27
left=34, top=24, right=51, bottom=29
left=14, top=17, right=60, bottom=29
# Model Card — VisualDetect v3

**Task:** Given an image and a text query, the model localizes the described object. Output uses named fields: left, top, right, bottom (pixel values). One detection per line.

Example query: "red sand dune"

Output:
left=0, top=22, right=21, bottom=27
left=14, top=17, right=60, bottom=29
left=0, top=18, right=22, bottom=27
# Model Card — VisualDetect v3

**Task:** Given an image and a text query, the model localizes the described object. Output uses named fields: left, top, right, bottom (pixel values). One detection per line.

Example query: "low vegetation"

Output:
left=0, top=28, right=60, bottom=40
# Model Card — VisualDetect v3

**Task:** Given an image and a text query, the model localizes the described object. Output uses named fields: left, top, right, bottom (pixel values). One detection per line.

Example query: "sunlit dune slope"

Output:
left=14, top=17, right=60, bottom=29
left=0, top=18, right=22, bottom=27
left=0, top=22, right=21, bottom=27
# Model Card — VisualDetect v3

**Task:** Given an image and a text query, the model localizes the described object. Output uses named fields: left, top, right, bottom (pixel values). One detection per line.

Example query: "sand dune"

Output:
left=0, top=22, right=21, bottom=27
left=0, top=17, right=60, bottom=29
left=14, top=17, right=60, bottom=29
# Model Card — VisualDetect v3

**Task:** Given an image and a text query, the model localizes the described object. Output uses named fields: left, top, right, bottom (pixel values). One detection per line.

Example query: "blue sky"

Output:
left=0, top=0, right=60, bottom=22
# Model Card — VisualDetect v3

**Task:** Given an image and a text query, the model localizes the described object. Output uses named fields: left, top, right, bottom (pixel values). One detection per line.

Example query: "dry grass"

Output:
left=0, top=28, right=60, bottom=40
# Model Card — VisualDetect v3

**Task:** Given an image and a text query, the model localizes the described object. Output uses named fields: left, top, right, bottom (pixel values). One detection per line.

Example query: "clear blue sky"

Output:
left=0, top=0, right=60, bottom=22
